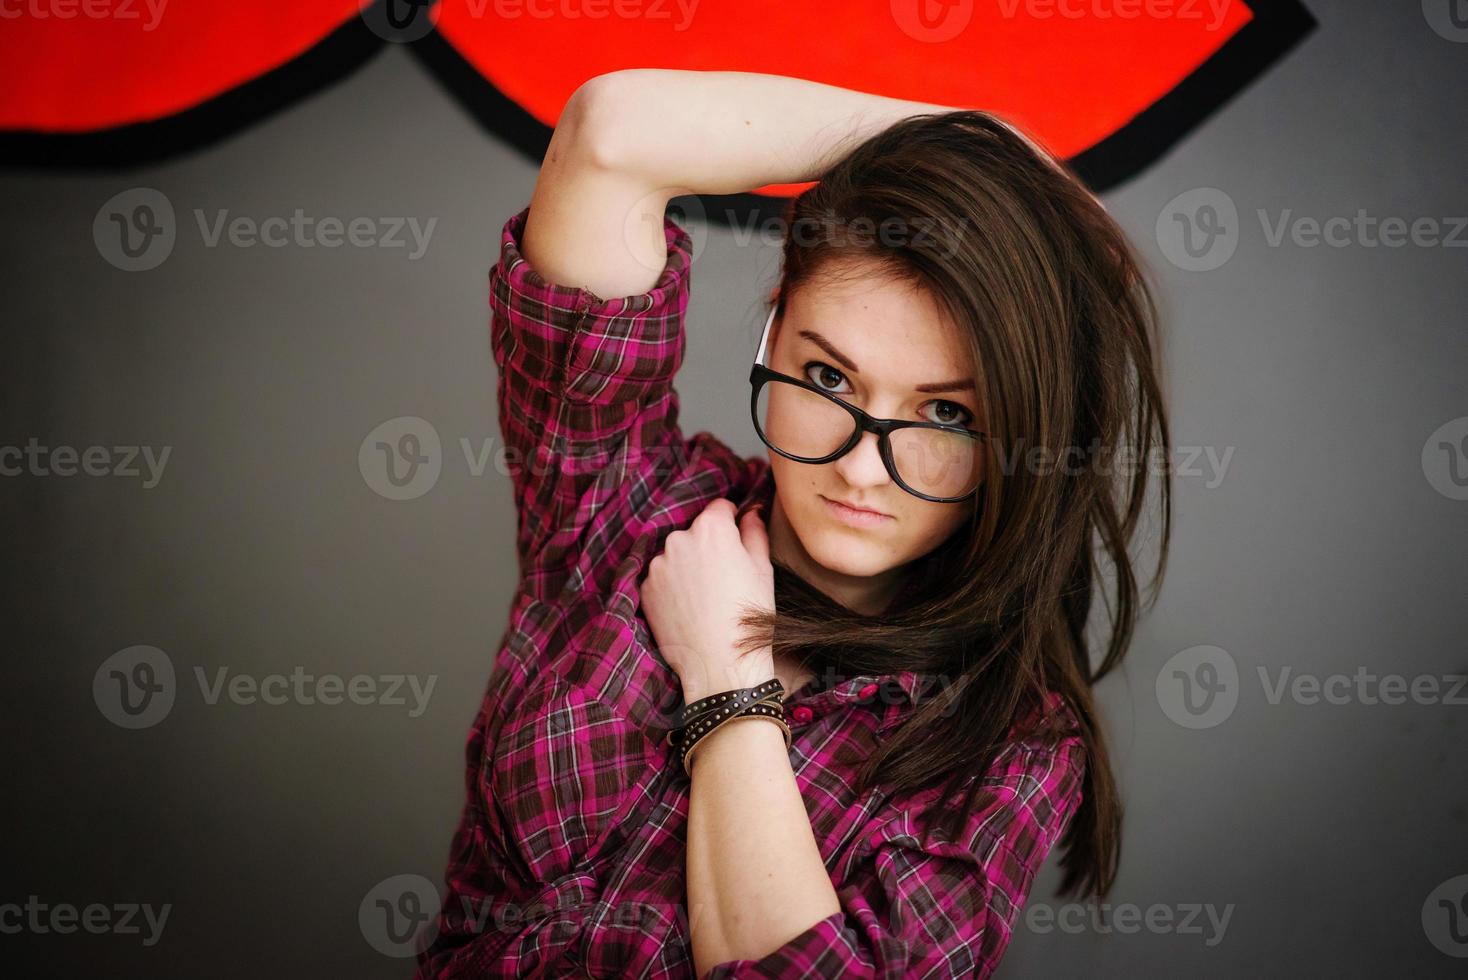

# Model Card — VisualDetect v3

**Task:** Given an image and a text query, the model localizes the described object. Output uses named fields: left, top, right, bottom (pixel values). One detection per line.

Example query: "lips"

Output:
left=825, top=497, right=889, bottom=518
left=0, top=1, right=1313, bottom=193
left=822, top=495, right=893, bottom=528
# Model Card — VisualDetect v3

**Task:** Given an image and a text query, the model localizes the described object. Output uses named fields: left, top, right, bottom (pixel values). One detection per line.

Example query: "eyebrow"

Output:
left=797, top=329, right=977, bottom=394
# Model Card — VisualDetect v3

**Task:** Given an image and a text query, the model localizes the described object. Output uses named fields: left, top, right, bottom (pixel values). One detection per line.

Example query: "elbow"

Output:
left=562, top=70, right=643, bottom=174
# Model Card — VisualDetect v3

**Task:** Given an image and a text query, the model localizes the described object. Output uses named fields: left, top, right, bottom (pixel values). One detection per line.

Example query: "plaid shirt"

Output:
left=416, top=204, right=1087, bottom=979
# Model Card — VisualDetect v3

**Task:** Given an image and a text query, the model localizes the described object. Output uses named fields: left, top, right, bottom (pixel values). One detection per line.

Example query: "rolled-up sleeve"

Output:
left=489, top=203, right=693, bottom=586
left=704, top=732, right=1086, bottom=979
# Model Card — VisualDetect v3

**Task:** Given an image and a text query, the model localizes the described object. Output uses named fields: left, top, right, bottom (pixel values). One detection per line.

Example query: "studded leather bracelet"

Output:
left=665, top=686, right=784, bottom=751
left=674, top=678, right=785, bottom=728
left=681, top=705, right=792, bottom=776
left=674, top=682, right=792, bottom=776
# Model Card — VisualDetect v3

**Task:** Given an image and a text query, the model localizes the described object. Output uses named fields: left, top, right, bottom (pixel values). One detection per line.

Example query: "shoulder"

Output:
left=879, top=689, right=1087, bottom=862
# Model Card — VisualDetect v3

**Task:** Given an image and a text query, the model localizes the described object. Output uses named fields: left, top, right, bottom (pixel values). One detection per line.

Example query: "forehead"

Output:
left=777, top=272, right=974, bottom=384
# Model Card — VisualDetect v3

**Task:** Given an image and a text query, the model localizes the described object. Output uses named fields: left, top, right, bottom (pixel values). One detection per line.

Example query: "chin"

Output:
left=797, top=522, right=903, bottom=579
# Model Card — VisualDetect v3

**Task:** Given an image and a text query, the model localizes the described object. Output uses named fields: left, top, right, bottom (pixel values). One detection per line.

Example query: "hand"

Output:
left=640, top=499, right=776, bottom=704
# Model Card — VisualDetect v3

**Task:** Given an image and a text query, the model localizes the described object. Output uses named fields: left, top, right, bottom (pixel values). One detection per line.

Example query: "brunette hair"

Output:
left=736, top=110, right=1171, bottom=899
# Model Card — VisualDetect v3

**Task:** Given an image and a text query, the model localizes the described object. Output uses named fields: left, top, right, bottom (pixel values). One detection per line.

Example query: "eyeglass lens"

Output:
left=755, top=377, right=981, bottom=499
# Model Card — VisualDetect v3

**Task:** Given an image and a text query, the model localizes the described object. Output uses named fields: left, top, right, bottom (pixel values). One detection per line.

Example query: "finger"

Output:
left=739, top=506, right=770, bottom=565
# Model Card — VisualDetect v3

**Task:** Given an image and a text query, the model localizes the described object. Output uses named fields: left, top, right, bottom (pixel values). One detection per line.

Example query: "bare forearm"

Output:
left=686, top=713, right=840, bottom=977
left=588, top=69, right=959, bottom=196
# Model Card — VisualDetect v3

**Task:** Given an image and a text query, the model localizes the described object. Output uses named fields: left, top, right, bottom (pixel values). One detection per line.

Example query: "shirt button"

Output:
left=858, top=683, right=879, bottom=700
left=791, top=705, right=814, bottom=724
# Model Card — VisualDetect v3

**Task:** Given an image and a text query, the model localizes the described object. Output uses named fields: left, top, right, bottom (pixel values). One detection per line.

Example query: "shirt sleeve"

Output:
left=414, top=678, right=647, bottom=978
left=703, top=727, right=1087, bottom=980
left=489, top=203, right=693, bottom=591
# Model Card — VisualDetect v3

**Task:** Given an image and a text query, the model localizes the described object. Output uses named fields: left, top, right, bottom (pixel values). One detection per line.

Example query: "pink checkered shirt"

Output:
left=415, top=204, right=1087, bottom=978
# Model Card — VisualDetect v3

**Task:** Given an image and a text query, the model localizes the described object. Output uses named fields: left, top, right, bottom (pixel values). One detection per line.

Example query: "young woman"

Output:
left=417, top=69, right=1170, bottom=979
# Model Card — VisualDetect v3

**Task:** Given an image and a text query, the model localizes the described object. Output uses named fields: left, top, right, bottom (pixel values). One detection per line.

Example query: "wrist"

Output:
left=680, top=659, right=776, bottom=706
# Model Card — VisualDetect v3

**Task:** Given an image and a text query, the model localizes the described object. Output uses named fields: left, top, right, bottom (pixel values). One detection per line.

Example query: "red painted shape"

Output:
left=0, top=1, right=360, bottom=130
left=437, top=0, right=1254, bottom=195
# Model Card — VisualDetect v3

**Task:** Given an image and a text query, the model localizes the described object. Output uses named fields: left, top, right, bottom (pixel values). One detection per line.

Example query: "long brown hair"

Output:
left=735, top=110, right=1171, bottom=899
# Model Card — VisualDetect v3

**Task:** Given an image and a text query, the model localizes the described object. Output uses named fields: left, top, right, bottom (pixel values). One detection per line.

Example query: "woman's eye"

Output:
left=804, top=362, right=851, bottom=393
left=923, top=400, right=974, bottom=427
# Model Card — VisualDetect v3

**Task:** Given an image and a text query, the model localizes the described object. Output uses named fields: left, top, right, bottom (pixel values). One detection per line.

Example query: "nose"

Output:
left=832, top=429, right=891, bottom=491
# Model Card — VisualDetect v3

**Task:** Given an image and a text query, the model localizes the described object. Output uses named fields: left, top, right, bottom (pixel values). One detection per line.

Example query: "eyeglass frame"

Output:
left=747, top=303, right=988, bottom=504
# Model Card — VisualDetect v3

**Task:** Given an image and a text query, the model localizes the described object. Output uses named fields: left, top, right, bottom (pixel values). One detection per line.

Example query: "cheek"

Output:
left=770, top=456, right=961, bottom=567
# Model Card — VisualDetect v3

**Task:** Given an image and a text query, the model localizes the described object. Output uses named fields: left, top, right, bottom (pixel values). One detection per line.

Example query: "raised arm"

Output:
left=492, top=72, right=964, bottom=591
left=523, top=69, right=958, bottom=299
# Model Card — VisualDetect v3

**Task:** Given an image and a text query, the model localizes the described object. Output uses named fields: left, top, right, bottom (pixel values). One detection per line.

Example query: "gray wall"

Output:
left=3, top=2, right=1465, bottom=975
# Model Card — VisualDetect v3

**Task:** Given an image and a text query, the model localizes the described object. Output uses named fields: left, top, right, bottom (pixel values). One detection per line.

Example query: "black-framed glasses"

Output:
left=748, top=304, right=987, bottom=503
